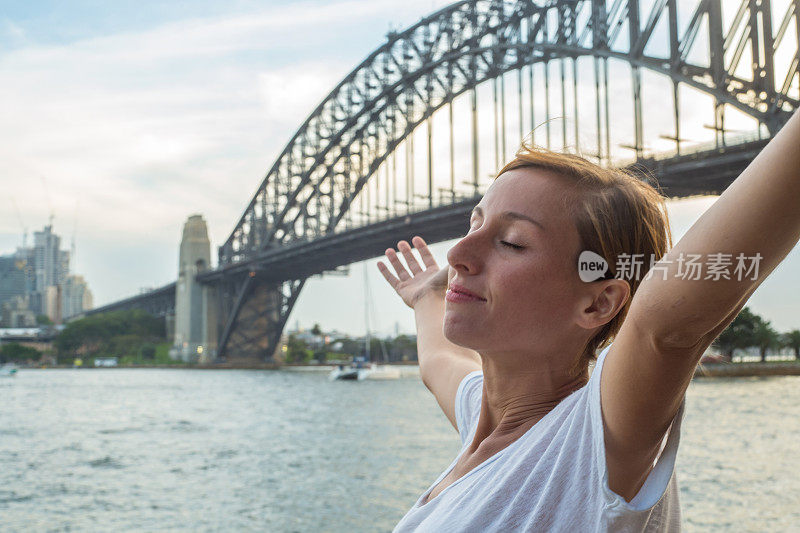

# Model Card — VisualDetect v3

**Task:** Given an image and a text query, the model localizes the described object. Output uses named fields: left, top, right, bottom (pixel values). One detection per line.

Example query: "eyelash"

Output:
left=468, top=222, right=525, bottom=250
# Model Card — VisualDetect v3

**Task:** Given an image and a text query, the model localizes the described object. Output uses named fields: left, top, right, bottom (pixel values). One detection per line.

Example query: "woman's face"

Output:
left=444, top=168, right=588, bottom=356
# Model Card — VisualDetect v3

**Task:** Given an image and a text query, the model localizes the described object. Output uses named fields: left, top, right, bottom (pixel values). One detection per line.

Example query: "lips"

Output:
left=447, top=283, right=486, bottom=301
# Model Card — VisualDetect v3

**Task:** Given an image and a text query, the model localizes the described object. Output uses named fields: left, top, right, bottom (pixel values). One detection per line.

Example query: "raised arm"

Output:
left=633, top=109, right=800, bottom=344
left=377, top=237, right=481, bottom=431
left=601, top=109, right=800, bottom=502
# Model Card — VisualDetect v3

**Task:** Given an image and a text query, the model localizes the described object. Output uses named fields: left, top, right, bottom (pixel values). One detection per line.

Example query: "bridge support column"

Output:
left=217, top=277, right=281, bottom=361
left=170, top=214, right=216, bottom=363
left=216, top=276, right=305, bottom=362
left=201, top=284, right=218, bottom=361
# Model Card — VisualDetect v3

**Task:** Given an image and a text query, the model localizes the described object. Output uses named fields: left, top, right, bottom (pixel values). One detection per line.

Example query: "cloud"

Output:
left=2, top=0, right=796, bottom=332
left=0, top=0, right=454, bottom=305
left=1, top=18, right=26, bottom=45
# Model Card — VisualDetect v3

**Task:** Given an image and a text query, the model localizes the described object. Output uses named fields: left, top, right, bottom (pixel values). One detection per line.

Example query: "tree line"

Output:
left=3, top=309, right=169, bottom=365
left=283, top=323, right=418, bottom=364
left=2, top=307, right=797, bottom=365
left=713, top=307, right=800, bottom=361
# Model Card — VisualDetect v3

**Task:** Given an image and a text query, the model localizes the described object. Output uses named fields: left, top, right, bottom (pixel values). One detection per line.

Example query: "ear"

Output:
left=575, top=279, right=630, bottom=330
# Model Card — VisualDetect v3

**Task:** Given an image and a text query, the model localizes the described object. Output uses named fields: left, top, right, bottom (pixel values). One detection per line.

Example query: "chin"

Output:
left=443, top=314, right=483, bottom=350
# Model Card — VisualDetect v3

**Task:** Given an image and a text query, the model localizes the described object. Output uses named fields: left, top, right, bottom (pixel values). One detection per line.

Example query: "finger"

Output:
left=398, top=240, right=423, bottom=274
left=385, top=248, right=411, bottom=281
left=412, top=236, right=438, bottom=269
left=376, top=260, right=399, bottom=289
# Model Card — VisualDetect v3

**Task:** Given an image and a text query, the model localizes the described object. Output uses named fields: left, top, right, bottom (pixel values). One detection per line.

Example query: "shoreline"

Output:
left=11, top=361, right=800, bottom=377
left=694, top=361, right=800, bottom=378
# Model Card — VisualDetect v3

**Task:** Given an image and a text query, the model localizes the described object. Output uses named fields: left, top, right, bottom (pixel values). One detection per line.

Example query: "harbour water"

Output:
left=1, top=369, right=798, bottom=532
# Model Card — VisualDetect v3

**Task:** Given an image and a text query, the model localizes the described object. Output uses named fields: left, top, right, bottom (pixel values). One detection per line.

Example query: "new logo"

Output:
left=578, top=251, right=610, bottom=282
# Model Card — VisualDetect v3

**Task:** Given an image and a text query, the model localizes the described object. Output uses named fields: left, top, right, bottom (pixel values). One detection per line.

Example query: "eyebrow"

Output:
left=470, top=206, right=546, bottom=231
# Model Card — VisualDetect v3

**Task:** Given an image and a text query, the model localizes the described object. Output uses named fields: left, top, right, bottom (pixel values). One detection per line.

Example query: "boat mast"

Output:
left=364, top=261, right=390, bottom=363
left=363, top=262, right=370, bottom=362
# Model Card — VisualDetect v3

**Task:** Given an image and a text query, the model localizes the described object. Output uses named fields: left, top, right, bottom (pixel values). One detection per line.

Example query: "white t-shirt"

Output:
left=394, top=343, right=686, bottom=532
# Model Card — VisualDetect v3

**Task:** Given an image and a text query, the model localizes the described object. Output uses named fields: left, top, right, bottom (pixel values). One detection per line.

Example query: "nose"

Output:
left=447, top=229, right=484, bottom=275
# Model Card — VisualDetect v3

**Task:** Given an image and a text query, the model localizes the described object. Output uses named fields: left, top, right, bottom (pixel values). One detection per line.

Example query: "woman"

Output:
left=377, top=109, right=800, bottom=531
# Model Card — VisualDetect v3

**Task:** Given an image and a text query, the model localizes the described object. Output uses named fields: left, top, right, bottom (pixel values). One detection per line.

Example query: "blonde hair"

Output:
left=496, top=140, right=673, bottom=376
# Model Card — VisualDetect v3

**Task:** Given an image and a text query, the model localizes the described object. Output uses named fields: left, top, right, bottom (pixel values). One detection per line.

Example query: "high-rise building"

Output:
left=58, top=249, right=69, bottom=286
left=1, top=224, right=92, bottom=324
left=0, top=254, right=28, bottom=309
left=62, top=274, right=93, bottom=319
left=0, top=295, right=36, bottom=328
left=0, top=247, right=35, bottom=323
left=33, top=225, right=69, bottom=292
left=28, top=225, right=74, bottom=318
left=43, top=285, right=59, bottom=323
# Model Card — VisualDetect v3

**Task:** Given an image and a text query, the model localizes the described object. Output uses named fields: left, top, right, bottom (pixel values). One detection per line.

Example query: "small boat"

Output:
left=329, top=357, right=372, bottom=381
left=0, top=364, right=18, bottom=377
left=329, top=263, right=400, bottom=382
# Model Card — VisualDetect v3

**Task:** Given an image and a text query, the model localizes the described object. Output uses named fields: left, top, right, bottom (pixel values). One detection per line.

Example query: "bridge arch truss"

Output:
left=214, top=0, right=799, bottom=360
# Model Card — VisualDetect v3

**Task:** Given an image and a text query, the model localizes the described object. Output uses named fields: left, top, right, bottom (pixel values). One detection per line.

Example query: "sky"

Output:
left=1, top=0, right=798, bottom=337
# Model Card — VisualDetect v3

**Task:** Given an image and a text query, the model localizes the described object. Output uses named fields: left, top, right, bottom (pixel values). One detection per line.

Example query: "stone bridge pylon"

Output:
left=170, top=214, right=218, bottom=363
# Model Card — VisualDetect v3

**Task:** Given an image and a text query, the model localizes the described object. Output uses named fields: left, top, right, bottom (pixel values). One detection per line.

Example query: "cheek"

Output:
left=498, top=264, right=576, bottom=318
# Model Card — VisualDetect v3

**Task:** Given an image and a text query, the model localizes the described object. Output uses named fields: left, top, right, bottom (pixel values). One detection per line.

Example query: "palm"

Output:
left=377, top=236, right=448, bottom=309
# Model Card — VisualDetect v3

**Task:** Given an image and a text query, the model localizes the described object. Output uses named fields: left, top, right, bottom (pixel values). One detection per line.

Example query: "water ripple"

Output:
left=0, top=370, right=797, bottom=531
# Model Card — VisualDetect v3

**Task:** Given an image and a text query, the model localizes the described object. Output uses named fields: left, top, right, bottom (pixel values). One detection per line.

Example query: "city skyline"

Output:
left=1, top=0, right=798, bottom=337
left=0, top=222, right=93, bottom=326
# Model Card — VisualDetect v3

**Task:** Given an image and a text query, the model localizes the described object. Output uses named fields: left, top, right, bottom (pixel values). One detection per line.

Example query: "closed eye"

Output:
left=501, top=241, right=524, bottom=250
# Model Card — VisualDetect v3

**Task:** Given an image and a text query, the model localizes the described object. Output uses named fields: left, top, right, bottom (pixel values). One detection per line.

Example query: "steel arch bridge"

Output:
left=92, top=0, right=800, bottom=362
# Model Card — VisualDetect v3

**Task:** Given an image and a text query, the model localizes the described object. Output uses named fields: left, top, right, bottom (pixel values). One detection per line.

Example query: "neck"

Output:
left=469, top=346, right=589, bottom=451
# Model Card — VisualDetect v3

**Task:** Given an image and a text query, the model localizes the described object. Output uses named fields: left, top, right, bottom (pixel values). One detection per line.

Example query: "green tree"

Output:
left=360, top=337, right=388, bottom=361
left=330, top=337, right=361, bottom=357
left=389, top=334, right=418, bottom=362
left=0, top=342, right=41, bottom=363
left=139, top=343, right=156, bottom=360
left=713, top=307, right=758, bottom=360
left=36, top=314, right=53, bottom=326
left=751, top=316, right=781, bottom=362
left=54, top=309, right=166, bottom=358
left=310, top=323, right=322, bottom=336
left=783, top=330, right=800, bottom=360
left=284, top=333, right=311, bottom=363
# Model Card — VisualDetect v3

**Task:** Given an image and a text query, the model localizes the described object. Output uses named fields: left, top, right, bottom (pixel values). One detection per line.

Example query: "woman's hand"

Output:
left=377, top=235, right=448, bottom=310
